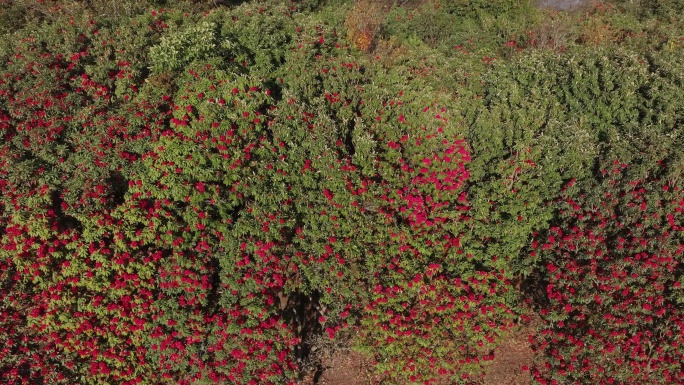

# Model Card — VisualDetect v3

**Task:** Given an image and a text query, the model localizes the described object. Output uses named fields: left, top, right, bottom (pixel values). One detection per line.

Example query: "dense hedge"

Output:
left=531, top=159, right=684, bottom=385
left=1, top=1, right=683, bottom=384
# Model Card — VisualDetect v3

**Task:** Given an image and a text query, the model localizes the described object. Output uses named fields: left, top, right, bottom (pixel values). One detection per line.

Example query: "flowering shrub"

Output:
left=0, top=255, right=67, bottom=384
left=0, top=9, right=173, bottom=384
left=268, top=19, right=517, bottom=383
left=464, top=40, right=684, bottom=384
left=16, top=6, right=509, bottom=383
left=1, top=1, right=684, bottom=385
left=530, top=158, right=684, bottom=384
left=116, top=58, right=301, bottom=383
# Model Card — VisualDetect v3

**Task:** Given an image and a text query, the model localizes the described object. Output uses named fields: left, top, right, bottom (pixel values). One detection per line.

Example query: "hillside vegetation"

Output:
left=1, top=0, right=683, bottom=384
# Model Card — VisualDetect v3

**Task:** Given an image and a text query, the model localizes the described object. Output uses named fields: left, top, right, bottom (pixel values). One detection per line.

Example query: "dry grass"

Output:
left=344, top=0, right=390, bottom=52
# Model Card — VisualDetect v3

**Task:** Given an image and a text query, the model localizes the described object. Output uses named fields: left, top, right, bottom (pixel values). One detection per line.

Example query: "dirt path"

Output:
left=483, top=321, right=536, bottom=385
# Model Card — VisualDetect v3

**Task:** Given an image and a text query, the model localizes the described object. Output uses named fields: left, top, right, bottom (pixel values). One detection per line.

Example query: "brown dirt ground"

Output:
left=483, top=321, right=536, bottom=385
left=299, top=320, right=536, bottom=385
left=300, top=350, right=382, bottom=385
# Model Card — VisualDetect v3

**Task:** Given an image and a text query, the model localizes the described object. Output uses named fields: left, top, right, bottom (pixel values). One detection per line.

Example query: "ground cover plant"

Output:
left=1, top=0, right=683, bottom=384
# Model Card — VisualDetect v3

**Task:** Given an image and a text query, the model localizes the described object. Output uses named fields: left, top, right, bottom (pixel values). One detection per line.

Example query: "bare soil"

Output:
left=483, top=322, right=535, bottom=385
left=299, top=321, right=536, bottom=385
left=300, top=350, right=381, bottom=385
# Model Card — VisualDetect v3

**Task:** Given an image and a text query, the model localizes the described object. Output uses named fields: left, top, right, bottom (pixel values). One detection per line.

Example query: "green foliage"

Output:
left=149, top=21, right=221, bottom=73
left=462, top=45, right=682, bottom=285
left=380, top=0, right=538, bottom=55
left=211, top=3, right=297, bottom=80
left=616, top=0, right=684, bottom=20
